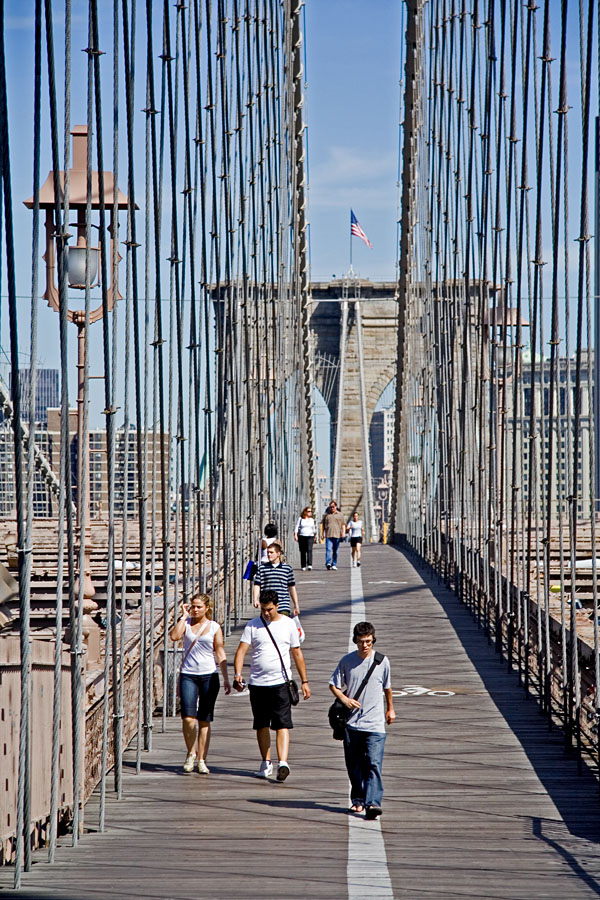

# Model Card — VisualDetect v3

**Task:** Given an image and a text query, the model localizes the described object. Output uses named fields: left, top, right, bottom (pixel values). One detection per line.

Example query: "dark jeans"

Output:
left=298, top=535, right=314, bottom=568
left=179, top=672, right=220, bottom=721
left=343, top=726, right=386, bottom=808
left=325, top=536, right=340, bottom=567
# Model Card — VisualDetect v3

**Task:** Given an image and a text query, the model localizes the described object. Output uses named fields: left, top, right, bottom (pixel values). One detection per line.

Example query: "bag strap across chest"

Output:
left=260, top=616, right=290, bottom=682
left=351, top=651, right=384, bottom=701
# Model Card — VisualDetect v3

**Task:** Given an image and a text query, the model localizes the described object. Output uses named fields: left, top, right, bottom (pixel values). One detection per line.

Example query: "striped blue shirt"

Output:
left=254, top=561, right=295, bottom=614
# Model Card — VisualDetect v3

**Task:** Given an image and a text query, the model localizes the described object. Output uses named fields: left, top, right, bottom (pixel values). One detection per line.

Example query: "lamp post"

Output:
left=24, top=126, right=129, bottom=655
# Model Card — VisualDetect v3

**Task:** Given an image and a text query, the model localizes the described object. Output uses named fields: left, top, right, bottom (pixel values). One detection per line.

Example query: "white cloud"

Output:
left=309, top=145, right=397, bottom=210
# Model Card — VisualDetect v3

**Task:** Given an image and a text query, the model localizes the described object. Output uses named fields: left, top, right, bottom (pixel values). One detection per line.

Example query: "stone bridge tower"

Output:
left=310, top=279, right=398, bottom=531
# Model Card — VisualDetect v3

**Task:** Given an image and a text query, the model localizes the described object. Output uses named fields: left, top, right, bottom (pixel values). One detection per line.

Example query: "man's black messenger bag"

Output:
left=328, top=651, right=384, bottom=741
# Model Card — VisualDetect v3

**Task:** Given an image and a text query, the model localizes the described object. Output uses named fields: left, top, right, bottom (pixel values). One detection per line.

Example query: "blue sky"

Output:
left=304, top=1, right=403, bottom=282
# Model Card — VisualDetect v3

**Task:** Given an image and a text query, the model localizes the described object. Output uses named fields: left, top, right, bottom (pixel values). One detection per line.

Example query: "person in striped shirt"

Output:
left=252, top=542, right=300, bottom=617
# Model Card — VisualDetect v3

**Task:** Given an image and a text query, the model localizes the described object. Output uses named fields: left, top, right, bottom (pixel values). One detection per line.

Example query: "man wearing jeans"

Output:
left=321, top=500, right=346, bottom=570
left=329, top=621, right=395, bottom=819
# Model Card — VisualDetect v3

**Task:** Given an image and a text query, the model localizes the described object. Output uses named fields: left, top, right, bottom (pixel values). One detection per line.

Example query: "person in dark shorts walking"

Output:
left=233, top=590, right=310, bottom=781
left=347, top=512, right=365, bottom=567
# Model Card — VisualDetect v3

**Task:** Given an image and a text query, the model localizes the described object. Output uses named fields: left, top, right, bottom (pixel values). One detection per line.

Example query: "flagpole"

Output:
left=349, top=209, right=353, bottom=271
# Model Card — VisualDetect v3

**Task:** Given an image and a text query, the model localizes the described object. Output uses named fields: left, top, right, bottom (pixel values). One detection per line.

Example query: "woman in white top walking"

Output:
left=347, top=512, right=365, bottom=567
left=169, top=593, right=231, bottom=774
left=260, top=522, right=278, bottom=563
left=294, top=506, right=316, bottom=570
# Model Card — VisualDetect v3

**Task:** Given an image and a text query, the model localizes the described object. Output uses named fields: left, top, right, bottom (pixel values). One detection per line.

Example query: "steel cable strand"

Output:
left=191, top=0, right=212, bottom=600
left=171, top=0, right=189, bottom=627
left=524, top=0, right=549, bottom=711
left=487, top=0, right=510, bottom=658
left=2, top=0, right=32, bottom=879
left=141, top=5, right=155, bottom=754
left=470, top=0, right=491, bottom=630
left=578, top=0, right=599, bottom=769
left=203, top=0, right=225, bottom=616
left=120, top=0, right=140, bottom=773
left=511, top=0, right=534, bottom=689
left=230, top=0, right=254, bottom=622
left=543, top=0, right=569, bottom=728
left=25, top=2, right=42, bottom=860
left=89, top=0, right=118, bottom=828
left=569, top=0, right=595, bottom=771
left=48, top=0, right=69, bottom=850
left=500, top=0, right=521, bottom=671
left=41, top=0, right=79, bottom=859
left=584, top=0, right=600, bottom=765
left=30, top=0, right=64, bottom=869
left=109, top=0, right=123, bottom=801
left=454, top=0, right=476, bottom=617
left=556, top=115, right=570, bottom=745
left=144, top=0, right=170, bottom=732
left=118, top=0, right=133, bottom=779
left=216, top=0, right=237, bottom=627
left=180, top=1, right=202, bottom=613
left=161, top=0, right=181, bottom=732
left=228, top=3, right=249, bottom=628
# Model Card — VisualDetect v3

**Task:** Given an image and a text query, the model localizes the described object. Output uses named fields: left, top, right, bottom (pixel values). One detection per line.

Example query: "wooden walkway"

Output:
left=3, top=544, right=600, bottom=899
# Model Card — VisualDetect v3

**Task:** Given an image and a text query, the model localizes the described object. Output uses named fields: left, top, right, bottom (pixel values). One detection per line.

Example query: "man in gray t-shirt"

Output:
left=329, top=621, right=395, bottom=819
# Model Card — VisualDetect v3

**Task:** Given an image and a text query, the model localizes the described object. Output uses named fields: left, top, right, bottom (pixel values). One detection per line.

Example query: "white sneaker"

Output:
left=301, top=567, right=306, bottom=571
left=197, top=759, right=210, bottom=774
left=257, top=760, right=273, bottom=778
left=277, top=761, right=290, bottom=782
left=332, top=565, right=337, bottom=570
left=307, top=565, right=312, bottom=570
left=183, top=751, right=197, bottom=773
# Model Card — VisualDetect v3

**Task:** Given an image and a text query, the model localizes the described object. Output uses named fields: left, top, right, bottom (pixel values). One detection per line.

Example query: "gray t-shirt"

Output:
left=329, top=651, right=391, bottom=734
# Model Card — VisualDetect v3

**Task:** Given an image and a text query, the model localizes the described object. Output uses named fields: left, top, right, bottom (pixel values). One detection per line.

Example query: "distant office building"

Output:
left=506, top=353, right=592, bottom=519
left=370, top=403, right=395, bottom=482
left=12, top=369, right=59, bottom=424
left=0, top=410, right=170, bottom=520
left=0, top=421, right=56, bottom=517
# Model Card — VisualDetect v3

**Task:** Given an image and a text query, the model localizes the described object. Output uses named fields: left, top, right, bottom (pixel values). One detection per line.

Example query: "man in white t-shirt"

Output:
left=233, top=590, right=310, bottom=781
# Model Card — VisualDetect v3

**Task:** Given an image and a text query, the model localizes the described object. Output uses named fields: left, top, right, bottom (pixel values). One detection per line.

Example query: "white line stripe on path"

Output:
left=347, top=565, right=395, bottom=900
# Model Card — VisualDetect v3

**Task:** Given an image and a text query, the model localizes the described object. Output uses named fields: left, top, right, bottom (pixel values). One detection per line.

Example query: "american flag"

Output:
left=350, top=210, right=373, bottom=249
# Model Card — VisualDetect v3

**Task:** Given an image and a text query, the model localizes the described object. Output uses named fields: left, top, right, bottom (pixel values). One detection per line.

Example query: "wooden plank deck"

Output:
left=2, top=544, right=600, bottom=899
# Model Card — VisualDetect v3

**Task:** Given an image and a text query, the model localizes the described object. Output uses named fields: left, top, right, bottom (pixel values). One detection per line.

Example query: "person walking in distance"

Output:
left=169, top=593, right=231, bottom=774
left=260, top=522, right=278, bottom=563
left=347, top=511, right=365, bottom=567
left=233, top=590, right=310, bottom=781
left=329, top=621, right=395, bottom=818
left=294, top=506, right=316, bottom=570
left=252, top=541, right=300, bottom=617
left=321, top=500, right=346, bottom=570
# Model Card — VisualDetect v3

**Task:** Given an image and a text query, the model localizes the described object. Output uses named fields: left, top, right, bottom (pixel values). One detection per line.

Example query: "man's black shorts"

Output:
left=249, top=683, right=294, bottom=730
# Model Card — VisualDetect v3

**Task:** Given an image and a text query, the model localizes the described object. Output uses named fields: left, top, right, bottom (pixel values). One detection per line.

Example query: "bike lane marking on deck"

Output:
left=346, top=565, right=394, bottom=900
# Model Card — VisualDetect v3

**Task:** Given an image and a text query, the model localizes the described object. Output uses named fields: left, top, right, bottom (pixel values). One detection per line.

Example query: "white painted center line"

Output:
left=347, top=565, right=395, bottom=900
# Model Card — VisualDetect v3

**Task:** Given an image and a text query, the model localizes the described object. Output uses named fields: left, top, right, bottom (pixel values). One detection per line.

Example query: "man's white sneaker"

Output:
left=277, top=761, right=290, bottom=782
left=257, top=760, right=273, bottom=778
left=183, top=751, right=197, bottom=773
left=332, top=565, right=337, bottom=570
left=307, top=565, right=312, bottom=570
left=197, top=759, right=210, bottom=774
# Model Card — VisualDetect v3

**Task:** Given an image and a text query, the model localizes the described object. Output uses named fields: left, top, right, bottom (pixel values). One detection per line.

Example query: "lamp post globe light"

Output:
left=24, top=125, right=130, bottom=659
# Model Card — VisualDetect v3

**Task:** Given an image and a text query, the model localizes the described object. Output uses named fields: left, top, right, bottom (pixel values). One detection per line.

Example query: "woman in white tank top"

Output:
left=169, top=593, right=231, bottom=774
